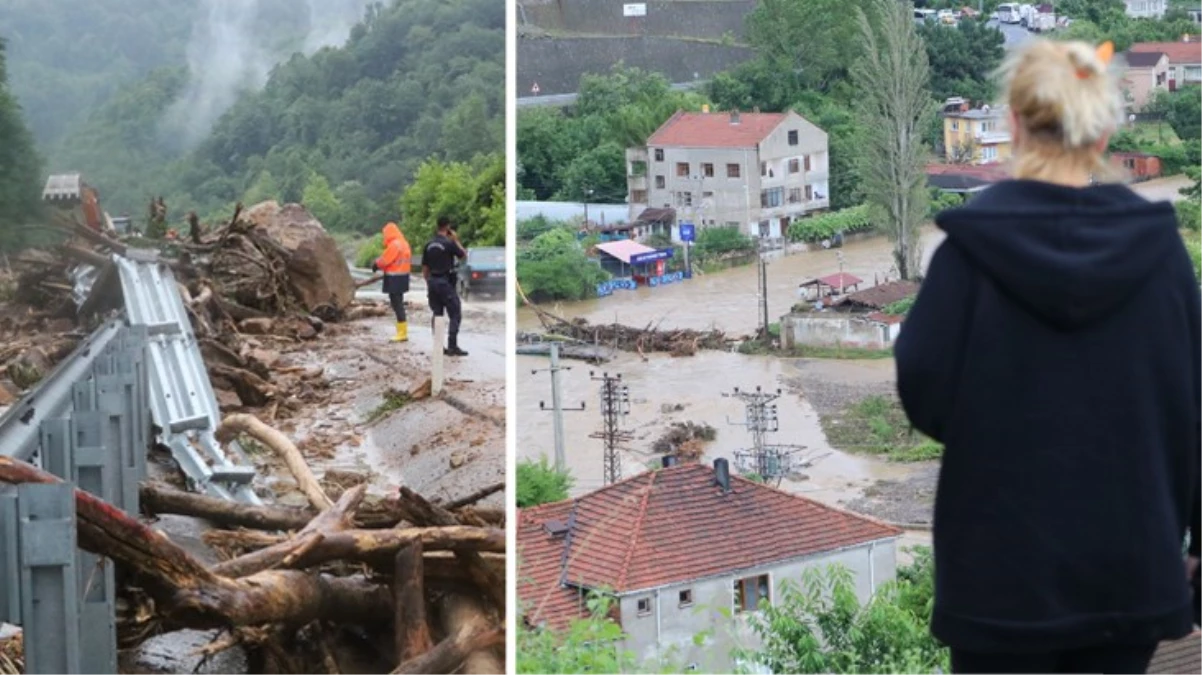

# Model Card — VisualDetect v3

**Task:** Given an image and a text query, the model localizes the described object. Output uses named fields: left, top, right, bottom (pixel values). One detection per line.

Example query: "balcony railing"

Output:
left=804, top=170, right=829, bottom=183
left=975, top=130, right=1011, bottom=144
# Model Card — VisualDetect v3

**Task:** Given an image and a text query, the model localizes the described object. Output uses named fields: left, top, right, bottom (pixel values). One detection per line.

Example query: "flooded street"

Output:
left=519, top=226, right=945, bottom=334
left=519, top=175, right=1191, bottom=534
left=517, top=350, right=911, bottom=504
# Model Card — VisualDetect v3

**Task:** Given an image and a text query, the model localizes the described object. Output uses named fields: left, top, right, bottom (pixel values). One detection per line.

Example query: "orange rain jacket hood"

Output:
left=376, top=222, right=411, bottom=275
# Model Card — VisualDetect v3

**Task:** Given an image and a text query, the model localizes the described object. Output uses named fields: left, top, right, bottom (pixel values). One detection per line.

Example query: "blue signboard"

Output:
left=596, top=278, right=638, bottom=297
left=629, top=249, right=675, bottom=265
left=648, top=271, right=686, bottom=287
left=679, top=222, right=696, bottom=242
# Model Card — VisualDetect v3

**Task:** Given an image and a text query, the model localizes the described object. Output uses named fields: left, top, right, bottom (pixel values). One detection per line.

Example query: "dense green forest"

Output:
left=0, top=0, right=505, bottom=247
left=0, top=37, right=41, bottom=250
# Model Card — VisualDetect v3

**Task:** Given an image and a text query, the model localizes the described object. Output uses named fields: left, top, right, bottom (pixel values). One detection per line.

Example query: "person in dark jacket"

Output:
left=422, top=216, right=468, bottom=357
left=895, top=38, right=1201, bottom=674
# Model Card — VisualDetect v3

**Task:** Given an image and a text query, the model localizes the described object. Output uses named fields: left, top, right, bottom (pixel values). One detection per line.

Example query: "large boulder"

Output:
left=242, top=201, right=355, bottom=313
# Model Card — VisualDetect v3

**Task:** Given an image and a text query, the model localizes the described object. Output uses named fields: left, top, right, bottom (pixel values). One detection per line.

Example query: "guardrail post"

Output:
left=73, top=439, right=117, bottom=674
left=18, top=482, right=80, bottom=674
left=95, top=372, right=138, bottom=513
left=0, top=487, right=19, bottom=624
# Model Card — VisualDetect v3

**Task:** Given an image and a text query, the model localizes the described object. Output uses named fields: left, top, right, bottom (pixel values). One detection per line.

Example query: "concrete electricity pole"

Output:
left=533, top=343, right=585, bottom=473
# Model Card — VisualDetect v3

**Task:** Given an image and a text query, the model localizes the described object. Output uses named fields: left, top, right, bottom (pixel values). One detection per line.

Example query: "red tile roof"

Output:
left=1130, top=41, right=1202, bottom=65
left=817, top=272, right=864, bottom=289
left=926, top=163, right=1010, bottom=182
left=1148, top=631, right=1201, bottom=674
left=518, top=462, right=902, bottom=630
left=647, top=110, right=788, bottom=149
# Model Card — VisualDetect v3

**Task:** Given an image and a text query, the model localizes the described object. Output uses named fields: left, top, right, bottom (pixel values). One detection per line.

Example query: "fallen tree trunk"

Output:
left=391, top=624, right=503, bottom=675
left=211, top=526, right=506, bottom=575
left=0, top=457, right=391, bottom=628
left=442, top=482, right=504, bottom=510
left=215, top=413, right=332, bottom=510
left=394, top=543, right=433, bottom=664
left=439, top=592, right=503, bottom=674
left=141, top=481, right=312, bottom=531
left=211, top=485, right=364, bottom=578
left=396, top=488, right=505, bottom=611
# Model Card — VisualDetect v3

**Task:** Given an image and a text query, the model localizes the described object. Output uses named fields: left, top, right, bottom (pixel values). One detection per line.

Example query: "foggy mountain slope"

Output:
left=0, top=0, right=376, bottom=154
left=45, top=0, right=504, bottom=227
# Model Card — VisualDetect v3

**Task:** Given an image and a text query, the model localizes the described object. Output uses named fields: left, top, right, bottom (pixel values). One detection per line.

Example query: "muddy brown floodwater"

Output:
left=519, top=182, right=1186, bottom=559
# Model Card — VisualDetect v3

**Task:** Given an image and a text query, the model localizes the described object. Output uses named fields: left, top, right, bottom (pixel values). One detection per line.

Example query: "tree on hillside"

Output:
left=1146, top=86, right=1202, bottom=142
left=399, top=154, right=504, bottom=248
left=851, top=0, right=935, bottom=281
left=0, top=37, right=43, bottom=252
left=516, top=458, right=574, bottom=508
left=744, top=0, right=868, bottom=93
left=918, top=20, right=1006, bottom=105
left=516, top=65, right=706, bottom=203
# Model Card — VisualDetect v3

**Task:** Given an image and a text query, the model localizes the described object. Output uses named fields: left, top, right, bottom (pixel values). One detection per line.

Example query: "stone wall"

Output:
left=518, top=35, right=753, bottom=97
left=519, top=0, right=757, bottom=39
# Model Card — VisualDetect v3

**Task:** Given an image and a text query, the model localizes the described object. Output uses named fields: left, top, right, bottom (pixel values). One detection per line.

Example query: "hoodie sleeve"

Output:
left=375, top=240, right=399, bottom=269
left=1189, top=269, right=1201, bottom=557
left=894, top=241, right=977, bottom=443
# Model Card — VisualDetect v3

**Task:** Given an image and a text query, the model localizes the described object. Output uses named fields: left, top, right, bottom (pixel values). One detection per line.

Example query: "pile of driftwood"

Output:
left=0, top=452, right=506, bottom=674
left=518, top=282, right=736, bottom=358
left=1, top=202, right=389, bottom=417
left=652, top=421, right=718, bottom=459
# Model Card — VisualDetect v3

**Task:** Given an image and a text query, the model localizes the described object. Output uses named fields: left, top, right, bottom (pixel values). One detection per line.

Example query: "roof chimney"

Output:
left=730, top=110, right=741, bottom=125
left=662, top=455, right=677, bottom=469
left=713, top=458, right=731, bottom=493
left=702, top=104, right=710, bottom=113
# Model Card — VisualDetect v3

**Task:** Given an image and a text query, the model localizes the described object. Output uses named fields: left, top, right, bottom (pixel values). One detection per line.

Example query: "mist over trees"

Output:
left=0, top=0, right=504, bottom=243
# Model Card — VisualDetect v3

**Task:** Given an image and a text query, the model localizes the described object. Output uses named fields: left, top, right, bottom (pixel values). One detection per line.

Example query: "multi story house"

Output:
left=1124, top=0, right=1167, bottom=18
left=626, top=109, right=830, bottom=241
left=518, top=459, right=903, bottom=672
left=942, top=98, right=1011, bottom=165
left=1130, top=39, right=1202, bottom=91
left=1122, top=50, right=1172, bottom=109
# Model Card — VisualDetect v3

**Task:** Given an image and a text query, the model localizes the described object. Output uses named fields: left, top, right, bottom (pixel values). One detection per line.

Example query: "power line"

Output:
left=589, top=371, right=632, bottom=485
left=724, top=385, right=821, bottom=486
left=532, top=342, right=586, bottom=473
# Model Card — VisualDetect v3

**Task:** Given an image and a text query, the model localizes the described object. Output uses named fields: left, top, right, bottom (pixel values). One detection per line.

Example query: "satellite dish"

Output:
left=822, top=239, right=832, bottom=249
left=1128, top=113, right=1137, bottom=123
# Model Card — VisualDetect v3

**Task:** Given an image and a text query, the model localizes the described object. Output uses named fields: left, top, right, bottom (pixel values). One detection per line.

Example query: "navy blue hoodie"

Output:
left=895, top=180, right=1201, bottom=653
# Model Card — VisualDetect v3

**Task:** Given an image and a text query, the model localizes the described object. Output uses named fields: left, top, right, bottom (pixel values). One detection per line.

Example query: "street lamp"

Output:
left=583, top=188, right=595, bottom=229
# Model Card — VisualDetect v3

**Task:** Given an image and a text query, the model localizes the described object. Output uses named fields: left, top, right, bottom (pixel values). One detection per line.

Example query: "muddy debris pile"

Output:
left=0, top=455, right=506, bottom=674
left=0, top=201, right=389, bottom=417
left=652, top=421, right=718, bottom=462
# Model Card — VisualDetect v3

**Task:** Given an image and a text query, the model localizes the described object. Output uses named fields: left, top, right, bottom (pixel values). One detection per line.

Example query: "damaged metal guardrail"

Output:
left=0, top=247, right=263, bottom=673
left=0, top=248, right=259, bottom=503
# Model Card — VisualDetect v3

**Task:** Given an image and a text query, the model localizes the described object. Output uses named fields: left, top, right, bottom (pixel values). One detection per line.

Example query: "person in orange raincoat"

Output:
left=371, top=222, right=412, bottom=342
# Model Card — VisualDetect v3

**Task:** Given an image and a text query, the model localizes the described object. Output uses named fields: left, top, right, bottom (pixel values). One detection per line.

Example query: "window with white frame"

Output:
left=982, top=146, right=998, bottom=161
left=637, top=597, right=652, bottom=615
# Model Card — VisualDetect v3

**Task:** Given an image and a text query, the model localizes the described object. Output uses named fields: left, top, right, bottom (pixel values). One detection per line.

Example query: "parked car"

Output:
left=456, top=246, right=505, bottom=299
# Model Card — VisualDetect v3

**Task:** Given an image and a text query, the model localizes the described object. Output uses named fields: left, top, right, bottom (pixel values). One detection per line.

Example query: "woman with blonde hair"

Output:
left=895, top=38, right=1200, bottom=673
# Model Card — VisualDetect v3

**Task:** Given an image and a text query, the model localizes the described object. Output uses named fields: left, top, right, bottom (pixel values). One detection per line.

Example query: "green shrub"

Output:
left=518, top=229, right=610, bottom=302
left=694, top=225, right=756, bottom=259
left=355, top=234, right=384, bottom=269
left=883, top=296, right=916, bottom=316
left=1184, top=232, right=1201, bottom=280
left=517, top=215, right=562, bottom=242
left=1178, top=200, right=1201, bottom=233
left=517, top=457, right=574, bottom=507
left=787, top=204, right=874, bottom=243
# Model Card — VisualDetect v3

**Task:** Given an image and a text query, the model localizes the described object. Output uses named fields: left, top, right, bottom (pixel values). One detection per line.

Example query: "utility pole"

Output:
left=837, top=250, right=846, bottom=296
left=757, top=247, right=770, bottom=342
left=589, top=371, right=632, bottom=485
left=724, top=385, right=814, bottom=486
left=583, top=187, right=594, bottom=229
left=533, top=343, right=586, bottom=473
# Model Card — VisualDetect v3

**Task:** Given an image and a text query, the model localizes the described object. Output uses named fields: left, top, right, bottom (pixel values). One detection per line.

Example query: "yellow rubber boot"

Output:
left=393, top=321, right=408, bottom=342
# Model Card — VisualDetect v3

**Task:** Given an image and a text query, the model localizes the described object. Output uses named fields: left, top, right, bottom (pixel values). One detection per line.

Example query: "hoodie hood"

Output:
left=936, top=180, right=1181, bottom=330
left=382, top=222, right=405, bottom=245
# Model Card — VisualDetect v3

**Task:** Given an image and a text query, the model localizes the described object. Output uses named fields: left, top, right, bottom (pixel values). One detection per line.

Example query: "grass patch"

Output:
left=1128, top=121, right=1181, bottom=146
left=738, top=339, right=894, bottom=360
left=365, top=388, right=412, bottom=424
left=820, top=395, right=943, bottom=462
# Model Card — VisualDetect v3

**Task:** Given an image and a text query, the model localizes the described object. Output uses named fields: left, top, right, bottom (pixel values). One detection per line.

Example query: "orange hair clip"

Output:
left=1078, top=41, right=1114, bottom=78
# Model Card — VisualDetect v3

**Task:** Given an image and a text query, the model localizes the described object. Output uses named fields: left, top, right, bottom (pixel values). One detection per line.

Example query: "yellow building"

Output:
left=942, top=101, right=1012, bottom=165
